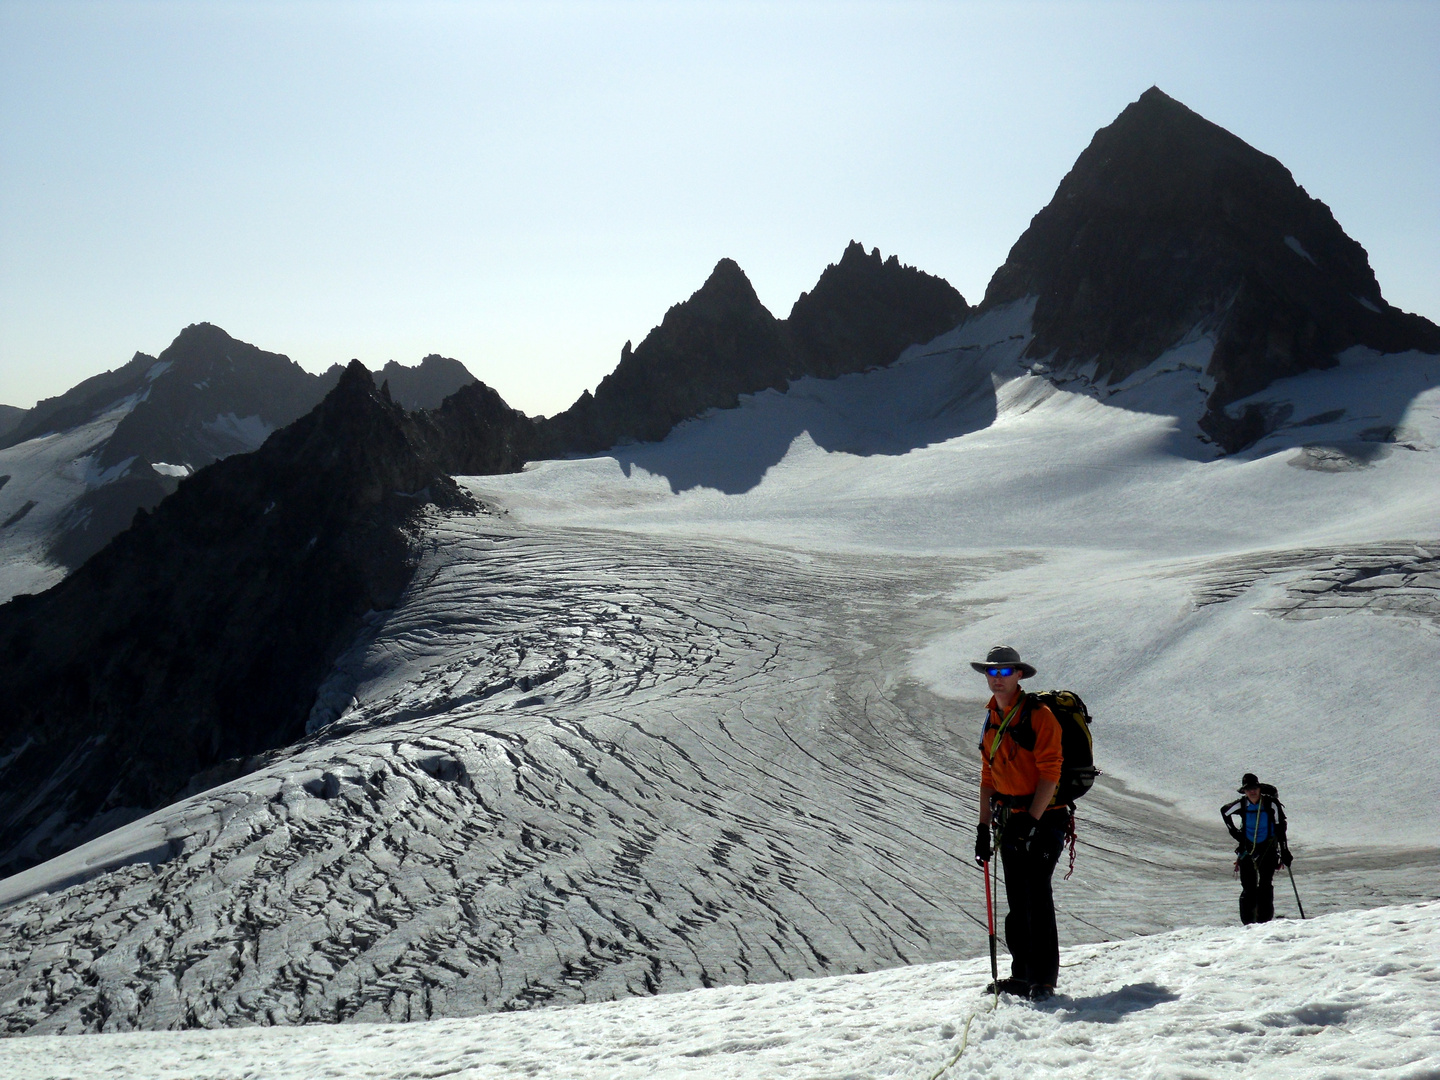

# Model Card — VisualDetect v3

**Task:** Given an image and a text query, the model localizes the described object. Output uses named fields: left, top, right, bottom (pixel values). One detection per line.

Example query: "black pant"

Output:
left=1238, top=841, right=1278, bottom=924
left=999, top=808, right=1068, bottom=987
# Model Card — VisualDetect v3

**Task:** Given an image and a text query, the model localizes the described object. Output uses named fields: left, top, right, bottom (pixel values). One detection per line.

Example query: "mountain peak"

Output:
left=981, top=88, right=1439, bottom=449
left=679, top=257, right=765, bottom=319
left=170, top=322, right=237, bottom=351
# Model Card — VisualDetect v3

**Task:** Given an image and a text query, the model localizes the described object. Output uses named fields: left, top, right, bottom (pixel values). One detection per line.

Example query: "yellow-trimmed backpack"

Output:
left=1006, top=690, right=1099, bottom=805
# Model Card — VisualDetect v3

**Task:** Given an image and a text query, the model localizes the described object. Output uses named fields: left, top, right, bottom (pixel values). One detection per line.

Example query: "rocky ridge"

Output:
left=548, top=243, right=969, bottom=452
left=0, top=245, right=966, bottom=876
left=0, top=407, right=23, bottom=443
left=0, top=328, right=478, bottom=575
left=0, top=363, right=471, bottom=874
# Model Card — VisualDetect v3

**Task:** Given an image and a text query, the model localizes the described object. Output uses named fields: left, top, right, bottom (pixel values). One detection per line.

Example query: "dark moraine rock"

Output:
left=981, top=86, right=1440, bottom=450
left=0, top=363, right=471, bottom=876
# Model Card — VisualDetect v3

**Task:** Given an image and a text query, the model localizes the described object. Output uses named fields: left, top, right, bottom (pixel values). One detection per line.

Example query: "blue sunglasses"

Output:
left=985, top=667, right=1016, bottom=677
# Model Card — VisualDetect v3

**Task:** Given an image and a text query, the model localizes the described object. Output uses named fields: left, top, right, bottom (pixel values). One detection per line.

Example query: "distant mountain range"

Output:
left=0, top=87, right=1436, bottom=880
left=0, top=337, right=475, bottom=598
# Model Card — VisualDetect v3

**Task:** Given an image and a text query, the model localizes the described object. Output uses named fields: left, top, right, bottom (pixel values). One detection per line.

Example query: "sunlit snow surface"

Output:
left=1, top=303, right=1437, bottom=1061
left=0, top=902, right=1435, bottom=1078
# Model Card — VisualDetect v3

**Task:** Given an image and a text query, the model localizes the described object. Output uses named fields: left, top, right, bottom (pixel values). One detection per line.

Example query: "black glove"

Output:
left=1280, top=847, right=1294, bottom=868
left=1004, top=813, right=1042, bottom=852
left=974, top=823, right=991, bottom=865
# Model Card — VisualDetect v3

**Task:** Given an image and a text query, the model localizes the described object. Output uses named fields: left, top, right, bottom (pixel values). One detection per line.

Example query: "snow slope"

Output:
left=477, top=302, right=1440, bottom=843
left=0, top=398, right=139, bottom=600
left=1, top=901, right=1435, bottom=1079
left=0, top=302, right=1435, bottom=1037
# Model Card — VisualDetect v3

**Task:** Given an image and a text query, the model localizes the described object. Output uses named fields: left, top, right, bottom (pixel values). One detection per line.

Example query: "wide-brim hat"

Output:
left=1237, top=772, right=1261, bottom=793
left=970, top=645, right=1037, bottom=679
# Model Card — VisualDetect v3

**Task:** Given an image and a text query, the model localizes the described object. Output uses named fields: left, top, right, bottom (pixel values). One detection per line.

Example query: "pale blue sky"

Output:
left=2, top=0, right=1436, bottom=417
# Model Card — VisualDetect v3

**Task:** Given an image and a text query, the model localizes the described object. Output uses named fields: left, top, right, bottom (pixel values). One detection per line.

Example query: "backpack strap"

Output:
left=1006, top=693, right=1039, bottom=752
left=984, top=698, right=1028, bottom=764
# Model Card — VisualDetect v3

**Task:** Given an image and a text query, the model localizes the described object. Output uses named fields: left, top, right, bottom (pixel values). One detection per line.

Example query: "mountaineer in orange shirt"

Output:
left=971, top=645, right=1067, bottom=1001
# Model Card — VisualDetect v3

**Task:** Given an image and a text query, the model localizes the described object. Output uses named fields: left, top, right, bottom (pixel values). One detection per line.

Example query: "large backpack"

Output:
left=1005, top=690, right=1099, bottom=805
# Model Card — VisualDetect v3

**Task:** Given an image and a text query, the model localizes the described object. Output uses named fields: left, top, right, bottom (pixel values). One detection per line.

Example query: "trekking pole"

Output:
left=1286, top=863, right=1306, bottom=919
left=984, top=857, right=998, bottom=994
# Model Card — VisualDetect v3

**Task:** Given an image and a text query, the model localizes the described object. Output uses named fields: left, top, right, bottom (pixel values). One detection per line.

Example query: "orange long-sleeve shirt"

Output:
left=979, top=694, right=1063, bottom=797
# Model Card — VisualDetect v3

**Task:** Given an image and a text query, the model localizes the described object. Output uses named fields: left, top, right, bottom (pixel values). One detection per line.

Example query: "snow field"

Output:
left=1, top=300, right=1436, bottom=1049
left=0, top=901, right=1434, bottom=1079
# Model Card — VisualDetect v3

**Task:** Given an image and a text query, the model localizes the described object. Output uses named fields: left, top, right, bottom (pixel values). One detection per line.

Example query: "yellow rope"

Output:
left=925, top=993, right=997, bottom=1080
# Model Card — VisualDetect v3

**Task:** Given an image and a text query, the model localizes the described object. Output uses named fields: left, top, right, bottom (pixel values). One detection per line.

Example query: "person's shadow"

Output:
left=1051, top=981, right=1180, bottom=1022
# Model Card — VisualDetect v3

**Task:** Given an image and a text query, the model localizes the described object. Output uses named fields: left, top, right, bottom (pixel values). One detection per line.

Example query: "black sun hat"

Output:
left=1238, top=773, right=1261, bottom=793
left=969, top=645, right=1037, bottom=679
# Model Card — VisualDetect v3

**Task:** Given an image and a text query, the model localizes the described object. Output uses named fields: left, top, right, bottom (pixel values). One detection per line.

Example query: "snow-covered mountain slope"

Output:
left=1, top=303, right=1434, bottom=1036
left=0, top=330, right=477, bottom=602
left=0, top=396, right=140, bottom=601
left=1, top=901, right=1435, bottom=1079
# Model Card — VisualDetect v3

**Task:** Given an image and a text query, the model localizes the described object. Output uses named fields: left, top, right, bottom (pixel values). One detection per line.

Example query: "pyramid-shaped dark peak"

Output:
left=981, top=89, right=1439, bottom=448
left=673, top=257, right=768, bottom=323
left=547, top=258, right=789, bottom=450
left=331, top=358, right=377, bottom=396
left=1051, top=86, right=1298, bottom=216
left=155, top=323, right=252, bottom=373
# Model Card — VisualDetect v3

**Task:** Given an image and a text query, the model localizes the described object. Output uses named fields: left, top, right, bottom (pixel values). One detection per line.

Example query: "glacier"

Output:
left=0, top=303, right=1435, bottom=1074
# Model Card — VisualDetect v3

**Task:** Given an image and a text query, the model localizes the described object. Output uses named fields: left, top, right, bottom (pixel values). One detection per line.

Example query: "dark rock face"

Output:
left=2, top=327, right=482, bottom=576
left=2, top=353, right=160, bottom=451
left=0, top=405, right=24, bottom=442
left=378, top=355, right=477, bottom=412
left=788, top=241, right=970, bottom=379
left=47, top=326, right=329, bottom=570
left=982, top=87, right=1440, bottom=449
left=95, top=324, right=326, bottom=472
left=425, top=379, right=541, bottom=476
left=547, top=258, right=797, bottom=451
left=0, top=363, right=470, bottom=875
left=548, top=246, right=968, bottom=451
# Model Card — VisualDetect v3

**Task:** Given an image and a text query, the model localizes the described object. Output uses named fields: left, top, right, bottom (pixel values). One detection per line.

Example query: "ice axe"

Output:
left=984, top=856, right=998, bottom=995
left=1286, top=862, right=1306, bottom=919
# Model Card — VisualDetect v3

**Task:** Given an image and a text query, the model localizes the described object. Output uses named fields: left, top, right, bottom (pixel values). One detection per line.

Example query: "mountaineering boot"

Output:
left=1027, top=983, right=1055, bottom=1002
left=984, top=977, right=1029, bottom=995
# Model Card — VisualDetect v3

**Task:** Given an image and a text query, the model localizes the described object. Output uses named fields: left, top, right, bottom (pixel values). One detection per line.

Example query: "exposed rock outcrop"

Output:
left=788, top=241, right=970, bottom=379
left=547, top=245, right=968, bottom=451
left=0, top=363, right=471, bottom=875
left=378, top=355, right=478, bottom=412
left=0, top=327, right=481, bottom=579
left=981, top=87, right=1440, bottom=449
left=0, top=405, right=24, bottom=442
left=545, top=259, right=798, bottom=451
